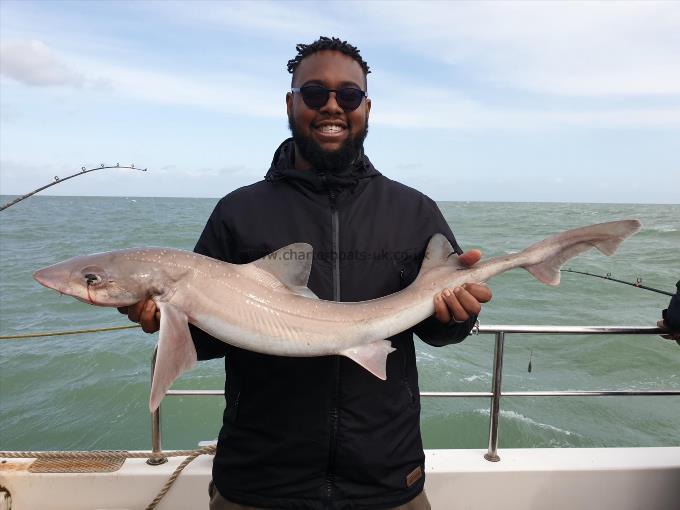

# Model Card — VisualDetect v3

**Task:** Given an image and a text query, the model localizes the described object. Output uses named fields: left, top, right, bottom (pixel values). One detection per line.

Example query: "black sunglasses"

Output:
left=291, top=85, right=367, bottom=112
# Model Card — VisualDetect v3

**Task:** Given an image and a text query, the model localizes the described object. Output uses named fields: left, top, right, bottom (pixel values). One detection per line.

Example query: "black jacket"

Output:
left=191, top=139, right=475, bottom=509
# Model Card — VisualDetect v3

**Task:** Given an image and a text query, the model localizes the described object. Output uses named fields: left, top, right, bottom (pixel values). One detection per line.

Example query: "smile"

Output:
left=314, top=124, right=347, bottom=137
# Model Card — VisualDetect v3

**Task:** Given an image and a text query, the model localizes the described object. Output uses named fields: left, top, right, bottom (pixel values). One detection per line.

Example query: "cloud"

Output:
left=128, top=1, right=680, bottom=129
left=77, top=59, right=283, bottom=119
left=139, top=1, right=680, bottom=97
left=146, top=0, right=342, bottom=38
left=0, top=38, right=283, bottom=118
left=356, top=1, right=680, bottom=97
left=370, top=74, right=680, bottom=130
left=0, top=39, right=84, bottom=87
left=5, top=38, right=677, bottom=132
left=3, top=3, right=679, bottom=132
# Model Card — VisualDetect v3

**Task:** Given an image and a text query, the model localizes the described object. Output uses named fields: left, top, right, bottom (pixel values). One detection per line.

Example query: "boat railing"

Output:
left=148, top=325, right=679, bottom=465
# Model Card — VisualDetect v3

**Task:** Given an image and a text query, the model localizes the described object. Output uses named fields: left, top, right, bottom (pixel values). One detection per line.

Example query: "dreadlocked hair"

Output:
left=287, top=36, right=370, bottom=79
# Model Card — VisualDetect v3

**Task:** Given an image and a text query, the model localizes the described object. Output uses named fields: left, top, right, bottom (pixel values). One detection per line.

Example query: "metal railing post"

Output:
left=484, top=331, right=505, bottom=462
left=147, top=348, right=167, bottom=465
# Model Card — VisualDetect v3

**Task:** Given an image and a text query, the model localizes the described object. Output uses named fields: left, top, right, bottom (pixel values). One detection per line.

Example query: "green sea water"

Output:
left=1, top=196, right=678, bottom=452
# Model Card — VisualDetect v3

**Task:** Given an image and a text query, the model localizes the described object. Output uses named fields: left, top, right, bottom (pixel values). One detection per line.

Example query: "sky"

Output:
left=0, top=0, right=679, bottom=203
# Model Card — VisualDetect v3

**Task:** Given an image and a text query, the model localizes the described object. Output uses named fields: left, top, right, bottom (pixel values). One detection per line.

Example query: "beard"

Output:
left=288, top=116, right=368, bottom=174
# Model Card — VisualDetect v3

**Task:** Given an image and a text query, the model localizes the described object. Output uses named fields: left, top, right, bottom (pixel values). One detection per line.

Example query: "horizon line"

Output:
left=0, top=194, right=676, bottom=207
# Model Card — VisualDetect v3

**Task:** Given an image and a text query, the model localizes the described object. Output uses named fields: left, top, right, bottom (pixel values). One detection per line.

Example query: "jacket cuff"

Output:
left=414, top=314, right=477, bottom=347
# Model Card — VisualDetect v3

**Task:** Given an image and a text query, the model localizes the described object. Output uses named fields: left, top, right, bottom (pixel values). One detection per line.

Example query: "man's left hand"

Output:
left=433, top=249, right=493, bottom=324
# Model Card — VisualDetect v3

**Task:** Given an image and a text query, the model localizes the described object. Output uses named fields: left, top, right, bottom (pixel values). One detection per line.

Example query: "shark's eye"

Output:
left=84, top=273, right=102, bottom=286
left=81, top=266, right=106, bottom=286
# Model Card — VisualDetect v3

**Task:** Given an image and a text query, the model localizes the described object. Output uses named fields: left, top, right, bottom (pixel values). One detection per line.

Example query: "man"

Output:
left=122, top=37, right=491, bottom=510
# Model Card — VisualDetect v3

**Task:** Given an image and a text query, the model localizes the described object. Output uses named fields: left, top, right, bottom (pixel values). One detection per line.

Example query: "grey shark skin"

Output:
left=33, top=220, right=641, bottom=411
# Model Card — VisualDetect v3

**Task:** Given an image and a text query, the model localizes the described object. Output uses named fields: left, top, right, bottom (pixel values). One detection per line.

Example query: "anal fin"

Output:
left=340, top=340, right=396, bottom=380
left=149, top=302, right=197, bottom=412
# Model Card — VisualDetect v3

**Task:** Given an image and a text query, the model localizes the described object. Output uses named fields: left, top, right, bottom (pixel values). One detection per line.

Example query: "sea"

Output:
left=0, top=196, right=678, bottom=452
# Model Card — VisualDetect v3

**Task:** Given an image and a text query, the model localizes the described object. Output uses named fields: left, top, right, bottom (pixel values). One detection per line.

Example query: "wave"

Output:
left=474, top=408, right=578, bottom=437
left=650, top=225, right=677, bottom=233
left=462, top=372, right=491, bottom=383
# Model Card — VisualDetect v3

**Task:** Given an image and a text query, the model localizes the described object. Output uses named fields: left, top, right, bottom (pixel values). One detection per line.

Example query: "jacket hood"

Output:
left=264, top=138, right=381, bottom=193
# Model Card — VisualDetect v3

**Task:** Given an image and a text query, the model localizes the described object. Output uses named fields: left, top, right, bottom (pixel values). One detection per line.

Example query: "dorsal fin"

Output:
left=250, top=243, right=318, bottom=298
left=419, top=234, right=463, bottom=275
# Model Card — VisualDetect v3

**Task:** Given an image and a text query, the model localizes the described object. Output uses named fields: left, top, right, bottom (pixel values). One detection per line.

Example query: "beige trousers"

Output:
left=208, top=481, right=431, bottom=510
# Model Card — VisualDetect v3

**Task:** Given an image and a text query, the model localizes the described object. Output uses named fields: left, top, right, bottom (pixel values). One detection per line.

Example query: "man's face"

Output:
left=286, top=50, right=371, bottom=172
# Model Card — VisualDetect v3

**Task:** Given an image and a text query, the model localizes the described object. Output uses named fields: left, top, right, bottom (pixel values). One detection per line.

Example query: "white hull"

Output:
left=2, top=447, right=679, bottom=510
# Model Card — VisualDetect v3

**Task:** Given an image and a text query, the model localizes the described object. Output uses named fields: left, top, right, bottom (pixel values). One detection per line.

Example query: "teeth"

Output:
left=318, top=125, right=343, bottom=133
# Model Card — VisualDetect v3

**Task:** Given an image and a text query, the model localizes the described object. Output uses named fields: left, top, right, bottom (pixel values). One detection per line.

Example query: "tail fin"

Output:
left=522, top=220, right=641, bottom=286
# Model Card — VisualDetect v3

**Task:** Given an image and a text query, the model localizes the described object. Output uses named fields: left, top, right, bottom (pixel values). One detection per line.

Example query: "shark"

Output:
left=33, top=219, right=641, bottom=411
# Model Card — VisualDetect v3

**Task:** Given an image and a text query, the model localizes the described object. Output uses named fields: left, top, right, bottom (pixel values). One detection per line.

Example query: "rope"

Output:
left=145, top=448, right=205, bottom=510
left=0, top=445, right=215, bottom=459
left=0, top=324, right=141, bottom=340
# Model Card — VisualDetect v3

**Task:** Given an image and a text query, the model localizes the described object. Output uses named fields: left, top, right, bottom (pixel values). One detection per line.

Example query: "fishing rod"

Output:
left=1, top=163, right=147, bottom=212
left=561, top=268, right=674, bottom=296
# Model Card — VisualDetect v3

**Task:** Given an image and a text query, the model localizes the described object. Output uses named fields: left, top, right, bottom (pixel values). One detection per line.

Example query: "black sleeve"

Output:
left=414, top=315, right=477, bottom=347
left=662, top=280, right=680, bottom=331
left=190, top=198, right=233, bottom=361
left=413, top=197, right=476, bottom=347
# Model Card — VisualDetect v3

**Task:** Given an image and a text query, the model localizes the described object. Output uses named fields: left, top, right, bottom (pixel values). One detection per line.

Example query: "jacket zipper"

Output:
left=326, top=357, right=340, bottom=500
left=324, top=179, right=341, bottom=500
left=399, top=268, right=416, bottom=404
left=330, top=189, right=341, bottom=302
left=402, top=365, right=415, bottom=404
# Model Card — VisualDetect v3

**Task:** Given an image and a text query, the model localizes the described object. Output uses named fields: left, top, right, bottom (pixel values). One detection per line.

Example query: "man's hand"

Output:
left=118, top=300, right=160, bottom=333
left=433, top=249, right=492, bottom=324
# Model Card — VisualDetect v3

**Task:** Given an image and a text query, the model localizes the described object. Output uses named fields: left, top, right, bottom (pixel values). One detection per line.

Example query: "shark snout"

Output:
left=33, top=264, right=75, bottom=295
left=33, top=264, right=98, bottom=305
left=34, top=267, right=59, bottom=290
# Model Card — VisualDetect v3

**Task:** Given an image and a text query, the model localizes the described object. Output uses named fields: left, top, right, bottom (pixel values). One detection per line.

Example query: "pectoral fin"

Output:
left=149, top=302, right=197, bottom=412
left=340, top=340, right=396, bottom=380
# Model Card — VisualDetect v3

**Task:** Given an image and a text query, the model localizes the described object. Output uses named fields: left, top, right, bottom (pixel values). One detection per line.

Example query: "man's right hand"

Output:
left=118, top=300, right=160, bottom=333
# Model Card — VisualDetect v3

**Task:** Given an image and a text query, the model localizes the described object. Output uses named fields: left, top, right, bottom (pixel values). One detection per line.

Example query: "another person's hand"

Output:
left=658, top=280, right=680, bottom=344
left=433, top=249, right=493, bottom=324
left=118, top=300, right=160, bottom=333
left=657, top=320, right=680, bottom=343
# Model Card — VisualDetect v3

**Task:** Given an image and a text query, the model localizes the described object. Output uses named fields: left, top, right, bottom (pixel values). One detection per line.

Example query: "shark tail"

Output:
left=520, top=220, right=641, bottom=286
